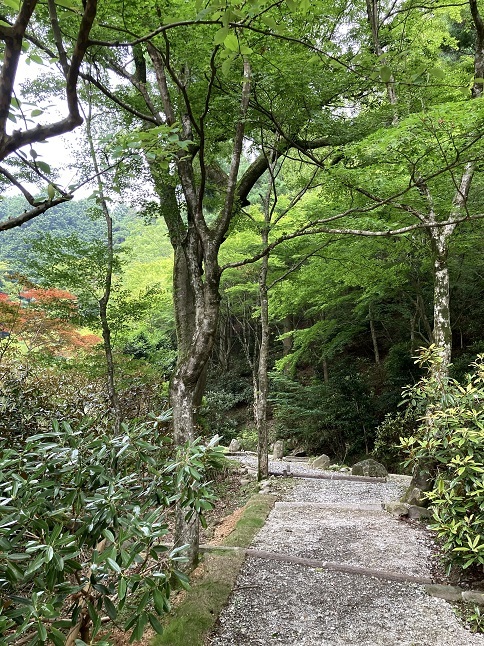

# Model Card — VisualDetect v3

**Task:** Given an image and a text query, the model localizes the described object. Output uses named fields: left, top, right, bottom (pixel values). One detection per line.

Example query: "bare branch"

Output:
left=221, top=212, right=482, bottom=272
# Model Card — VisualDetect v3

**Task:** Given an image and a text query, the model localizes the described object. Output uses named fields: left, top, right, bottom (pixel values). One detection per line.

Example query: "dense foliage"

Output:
left=2, top=0, right=484, bottom=636
left=0, top=418, right=223, bottom=644
left=401, top=350, right=484, bottom=573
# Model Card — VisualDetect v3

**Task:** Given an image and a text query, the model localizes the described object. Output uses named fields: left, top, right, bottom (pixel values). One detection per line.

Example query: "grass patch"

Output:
left=154, top=494, right=276, bottom=646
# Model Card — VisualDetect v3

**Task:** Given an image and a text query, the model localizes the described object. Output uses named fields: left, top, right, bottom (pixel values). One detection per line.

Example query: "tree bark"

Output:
left=255, top=247, right=270, bottom=481
left=429, top=231, right=452, bottom=379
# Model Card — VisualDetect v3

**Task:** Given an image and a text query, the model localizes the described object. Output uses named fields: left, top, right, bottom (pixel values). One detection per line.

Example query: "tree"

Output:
left=80, top=0, right=359, bottom=566
left=0, top=0, right=98, bottom=228
left=29, top=0, right=484, bottom=564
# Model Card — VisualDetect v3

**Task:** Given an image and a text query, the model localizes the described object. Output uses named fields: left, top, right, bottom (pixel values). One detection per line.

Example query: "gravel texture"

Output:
left=209, top=455, right=484, bottom=645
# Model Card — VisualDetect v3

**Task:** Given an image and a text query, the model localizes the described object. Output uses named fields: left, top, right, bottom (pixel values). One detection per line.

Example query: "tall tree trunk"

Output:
left=170, top=237, right=221, bottom=566
left=368, top=305, right=380, bottom=365
left=84, top=100, right=121, bottom=429
left=255, top=247, right=270, bottom=480
left=366, top=0, right=398, bottom=112
left=429, top=230, right=452, bottom=380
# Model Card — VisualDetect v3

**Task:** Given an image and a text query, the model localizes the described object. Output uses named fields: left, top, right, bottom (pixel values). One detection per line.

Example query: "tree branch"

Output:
left=0, top=196, right=74, bottom=231
left=214, top=59, right=251, bottom=245
left=0, top=0, right=98, bottom=160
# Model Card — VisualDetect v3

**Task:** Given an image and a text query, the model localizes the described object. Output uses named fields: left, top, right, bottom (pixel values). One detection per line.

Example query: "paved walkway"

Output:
left=209, top=467, right=484, bottom=646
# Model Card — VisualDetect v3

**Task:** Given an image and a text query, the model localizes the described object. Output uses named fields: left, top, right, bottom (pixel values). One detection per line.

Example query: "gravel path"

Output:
left=209, top=456, right=484, bottom=646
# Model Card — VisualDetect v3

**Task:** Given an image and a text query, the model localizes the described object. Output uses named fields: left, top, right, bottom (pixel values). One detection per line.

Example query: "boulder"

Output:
left=351, top=458, right=387, bottom=478
left=227, top=438, right=241, bottom=453
left=312, top=454, right=331, bottom=469
left=404, top=486, right=425, bottom=506
left=384, top=501, right=410, bottom=517
left=407, top=505, right=432, bottom=520
left=273, top=440, right=284, bottom=460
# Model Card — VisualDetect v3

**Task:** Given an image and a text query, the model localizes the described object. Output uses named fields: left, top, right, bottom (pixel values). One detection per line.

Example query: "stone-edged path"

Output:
left=208, top=462, right=484, bottom=646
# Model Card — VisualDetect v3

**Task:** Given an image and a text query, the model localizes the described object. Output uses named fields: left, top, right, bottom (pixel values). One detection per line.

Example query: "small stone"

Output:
left=312, top=454, right=331, bottom=469
left=425, top=584, right=463, bottom=602
left=351, top=458, right=387, bottom=478
left=273, top=440, right=284, bottom=460
left=384, top=501, right=409, bottom=517
left=228, top=438, right=241, bottom=452
left=462, top=590, right=484, bottom=605
left=240, top=478, right=251, bottom=486
left=407, top=505, right=432, bottom=520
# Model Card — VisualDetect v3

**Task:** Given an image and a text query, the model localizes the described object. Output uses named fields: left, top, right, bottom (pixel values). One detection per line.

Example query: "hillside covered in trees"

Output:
left=2, top=0, right=484, bottom=642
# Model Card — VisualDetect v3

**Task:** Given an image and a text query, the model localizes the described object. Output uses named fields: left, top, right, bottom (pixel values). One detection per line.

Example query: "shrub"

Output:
left=401, top=350, right=484, bottom=572
left=372, top=409, right=418, bottom=473
left=0, top=418, right=224, bottom=645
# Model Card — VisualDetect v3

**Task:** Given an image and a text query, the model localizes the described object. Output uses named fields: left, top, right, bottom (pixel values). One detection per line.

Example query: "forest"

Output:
left=2, top=0, right=484, bottom=643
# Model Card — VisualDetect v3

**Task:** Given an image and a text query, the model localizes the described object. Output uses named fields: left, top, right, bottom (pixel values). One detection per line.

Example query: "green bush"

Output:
left=372, top=410, right=417, bottom=473
left=0, top=418, right=224, bottom=645
left=401, top=350, right=484, bottom=572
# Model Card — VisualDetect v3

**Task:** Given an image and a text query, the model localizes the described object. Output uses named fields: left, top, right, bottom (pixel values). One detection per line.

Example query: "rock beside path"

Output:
left=351, top=458, right=388, bottom=478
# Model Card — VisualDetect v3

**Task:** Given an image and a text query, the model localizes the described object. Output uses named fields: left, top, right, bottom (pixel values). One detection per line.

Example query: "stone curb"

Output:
left=269, top=470, right=387, bottom=484
left=274, top=501, right=384, bottom=512
left=425, top=584, right=484, bottom=605
left=199, top=544, right=432, bottom=585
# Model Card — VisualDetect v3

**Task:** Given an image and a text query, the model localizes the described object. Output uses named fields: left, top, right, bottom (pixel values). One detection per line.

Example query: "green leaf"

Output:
left=224, top=33, right=239, bottom=52
left=148, top=613, right=164, bottom=635
left=36, top=161, right=51, bottom=174
left=261, top=15, right=278, bottom=31
left=104, top=597, right=117, bottom=620
left=380, top=66, right=392, bottom=83
left=47, top=184, right=56, bottom=200
left=429, top=66, right=445, bottom=80
left=130, top=613, right=148, bottom=643
left=37, top=621, right=47, bottom=642
left=152, top=588, right=165, bottom=615
left=55, top=0, right=80, bottom=7
left=106, top=557, right=121, bottom=573
left=1, top=0, right=20, bottom=11
left=214, top=27, right=229, bottom=45
left=48, top=627, right=65, bottom=646
left=118, top=577, right=127, bottom=600
left=221, top=55, right=235, bottom=76
left=28, top=53, right=44, bottom=65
